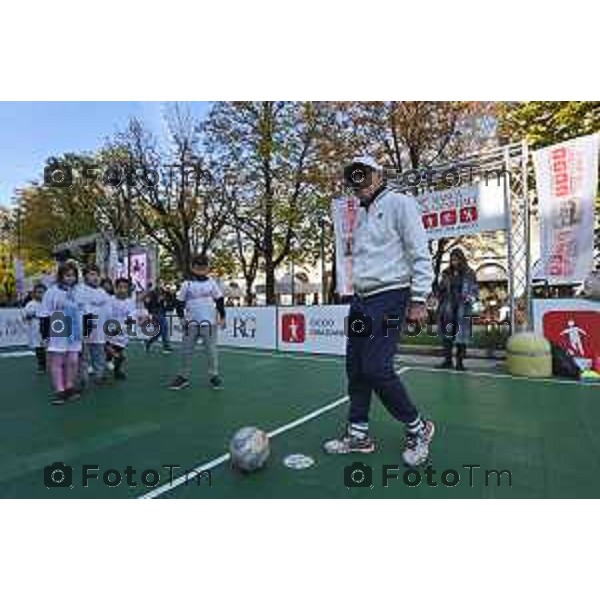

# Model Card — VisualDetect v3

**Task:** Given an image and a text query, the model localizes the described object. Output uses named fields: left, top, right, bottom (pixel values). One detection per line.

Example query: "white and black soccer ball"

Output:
left=229, top=426, right=270, bottom=473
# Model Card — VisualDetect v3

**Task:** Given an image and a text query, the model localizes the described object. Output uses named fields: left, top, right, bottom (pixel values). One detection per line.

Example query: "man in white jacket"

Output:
left=324, top=157, right=435, bottom=467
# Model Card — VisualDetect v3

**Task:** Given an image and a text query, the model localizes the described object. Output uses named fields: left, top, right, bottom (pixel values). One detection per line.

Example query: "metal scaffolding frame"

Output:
left=391, top=140, right=532, bottom=333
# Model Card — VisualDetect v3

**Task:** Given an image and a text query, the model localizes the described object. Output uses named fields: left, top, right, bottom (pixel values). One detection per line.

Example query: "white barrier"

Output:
left=220, top=307, right=278, bottom=349
left=0, top=308, right=29, bottom=348
left=161, top=307, right=278, bottom=350
left=0, top=305, right=348, bottom=355
left=278, top=305, right=348, bottom=355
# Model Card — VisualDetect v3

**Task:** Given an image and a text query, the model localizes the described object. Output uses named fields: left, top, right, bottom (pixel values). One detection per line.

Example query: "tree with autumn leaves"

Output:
left=8, top=101, right=598, bottom=301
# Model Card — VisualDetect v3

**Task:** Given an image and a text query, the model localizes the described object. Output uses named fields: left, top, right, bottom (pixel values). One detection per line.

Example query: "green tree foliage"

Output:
left=498, top=101, right=600, bottom=148
left=202, top=101, right=333, bottom=304
left=16, top=153, right=100, bottom=262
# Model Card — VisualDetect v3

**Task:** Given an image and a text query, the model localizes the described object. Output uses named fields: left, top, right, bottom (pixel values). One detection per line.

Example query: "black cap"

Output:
left=191, top=254, right=209, bottom=268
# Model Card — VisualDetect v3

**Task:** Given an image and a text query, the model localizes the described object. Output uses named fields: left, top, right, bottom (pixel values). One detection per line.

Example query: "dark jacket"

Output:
left=436, top=267, right=478, bottom=345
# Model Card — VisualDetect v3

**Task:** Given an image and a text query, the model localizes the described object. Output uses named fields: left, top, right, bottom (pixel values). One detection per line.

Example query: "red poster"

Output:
left=460, top=206, right=478, bottom=223
left=281, top=313, right=305, bottom=343
left=422, top=213, right=439, bottom=229
left=542, top=310, right=600, bottom=362
left=440, top=209, right=457, bottom=227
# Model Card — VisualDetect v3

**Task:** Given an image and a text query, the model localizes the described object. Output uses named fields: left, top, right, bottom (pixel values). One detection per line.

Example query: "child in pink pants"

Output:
left=40, top=262, right=84, bottom=405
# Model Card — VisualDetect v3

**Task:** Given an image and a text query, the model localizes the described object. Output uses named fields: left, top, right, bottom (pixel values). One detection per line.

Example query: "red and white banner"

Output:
left=278, top=305, right=348, bottom=355
left=333, top=182, right=507, bottom=294
left=533, top=299, right=600, bottom=371
left=417, top=181, right=507, bottom=240
left=331, top=196, right=359, bottom=296
left=533, top=133, right=599, bottom=283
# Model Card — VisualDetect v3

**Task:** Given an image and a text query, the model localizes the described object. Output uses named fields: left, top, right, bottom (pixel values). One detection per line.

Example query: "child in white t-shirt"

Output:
left=105, top=278, right=140, bottom=380
left=22, top=283, right=47, bottom=373
left=168, top=255, right=226, bottom=391
left=79, top=264, right=112, bottom=386
left=40, top=262, right=85, bottom=405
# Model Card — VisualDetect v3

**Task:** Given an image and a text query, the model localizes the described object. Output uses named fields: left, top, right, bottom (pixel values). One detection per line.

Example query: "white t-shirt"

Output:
left=40, top=284, right=86, bottom=353
left=176, top=277, right=223, bottom=325
left=107, top=296, right=138, bottom=348
left=77, top=283, right=112, bottom=344
left=22, top=299, right=43, bottom=348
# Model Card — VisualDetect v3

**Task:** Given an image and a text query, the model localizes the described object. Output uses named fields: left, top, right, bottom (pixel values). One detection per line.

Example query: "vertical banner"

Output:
left=108, top=240, right=119, bottom=280
left=533, top=133, right=599, bottom=283
left=117, top=253, right=148, bottom=291
left=331, top=196, right=359, bottom=295
left=14, top=259, right=24, bottom=298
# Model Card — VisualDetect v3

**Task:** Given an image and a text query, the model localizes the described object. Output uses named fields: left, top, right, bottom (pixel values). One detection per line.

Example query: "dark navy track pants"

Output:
left=346, top=288, right=419, bottom=425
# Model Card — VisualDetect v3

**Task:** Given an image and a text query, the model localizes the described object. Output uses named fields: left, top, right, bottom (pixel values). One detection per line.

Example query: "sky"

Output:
left=0, top=101, right=211, bottom=205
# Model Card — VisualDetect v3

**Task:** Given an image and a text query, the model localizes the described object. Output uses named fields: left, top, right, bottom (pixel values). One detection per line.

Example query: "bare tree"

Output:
left=108, top=107, right=235, bottom=275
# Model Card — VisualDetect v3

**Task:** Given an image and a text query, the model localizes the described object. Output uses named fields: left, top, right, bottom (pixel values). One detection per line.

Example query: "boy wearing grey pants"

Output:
left=169, top=255, right=226, bottom=391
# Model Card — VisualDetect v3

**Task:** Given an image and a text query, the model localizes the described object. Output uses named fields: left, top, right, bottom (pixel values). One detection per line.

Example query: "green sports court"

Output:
left=1, top=344, right=599, bottom=499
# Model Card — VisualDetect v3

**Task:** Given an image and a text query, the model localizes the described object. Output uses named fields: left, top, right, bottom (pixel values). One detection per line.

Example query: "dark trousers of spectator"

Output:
left=35, top=346, right=46, bottom=372
left=346, top=288, right=418, bottom=426
left=146, top=314, right=171, bottom=349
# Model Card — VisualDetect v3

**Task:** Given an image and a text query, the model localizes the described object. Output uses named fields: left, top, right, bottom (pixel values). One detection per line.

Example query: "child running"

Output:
left=40, top=262, right=85, bottom=405
left=22, top=283, right=47, bottom=373
left=105, top=278, right=138, bottom=380
left=168, top=255, right=226, bottom=391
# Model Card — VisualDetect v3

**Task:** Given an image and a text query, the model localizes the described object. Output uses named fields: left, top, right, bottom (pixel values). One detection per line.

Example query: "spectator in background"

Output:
left=436, top=248, right=479, bottom=371
left=100, top=278, right=114, bottom=296
left=22, top=283, right=47, bottom=373
left=143, top=281, right=173, bottom=354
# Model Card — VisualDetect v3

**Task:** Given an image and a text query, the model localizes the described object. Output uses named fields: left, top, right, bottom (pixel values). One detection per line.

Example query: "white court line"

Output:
left=219, top=347, right=343, bottom=364
left=140, top=367, right=411, bottom=499
left=406, top=365, right=592, bottom=387
left=0, top=350, right=34, bottom=358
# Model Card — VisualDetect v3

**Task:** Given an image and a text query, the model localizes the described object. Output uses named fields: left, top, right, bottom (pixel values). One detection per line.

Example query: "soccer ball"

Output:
left=229, top=426, right=270, bottom=473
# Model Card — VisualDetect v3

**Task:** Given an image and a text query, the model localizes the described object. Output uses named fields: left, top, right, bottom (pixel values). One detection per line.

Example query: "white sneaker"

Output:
left=402, top=420, right=435, bottom=467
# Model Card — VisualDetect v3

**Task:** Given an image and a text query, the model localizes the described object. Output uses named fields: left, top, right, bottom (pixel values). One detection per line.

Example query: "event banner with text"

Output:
left=332, top=180, right=508, bottom=295
left=533, top=133, right=599, bottom=284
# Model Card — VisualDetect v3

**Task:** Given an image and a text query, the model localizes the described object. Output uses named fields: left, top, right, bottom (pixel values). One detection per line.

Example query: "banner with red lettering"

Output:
left=533, top=133, right=599, bottom=283
left=417, top=181, right=507, bottom=240
left=332, top=196, right=360, bottom=295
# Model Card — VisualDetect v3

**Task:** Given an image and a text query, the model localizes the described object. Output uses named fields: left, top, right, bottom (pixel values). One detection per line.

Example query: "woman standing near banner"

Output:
left=436, top=248, right=479, bottom=370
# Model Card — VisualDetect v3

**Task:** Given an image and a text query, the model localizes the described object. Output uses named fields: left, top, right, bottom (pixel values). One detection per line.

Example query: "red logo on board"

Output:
left=460, top=206, right=478, bottom=223
left=440, top=209, right=457, bottom=226
left=542, top=311, right=600, bottom=361
left=281, top=314, right=305, bottom=343
left=422, top=213, right=439, bottom=229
